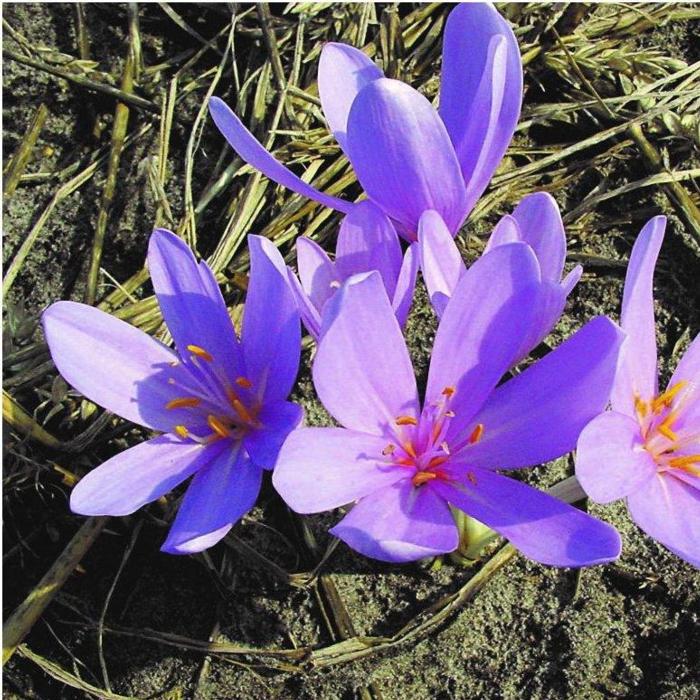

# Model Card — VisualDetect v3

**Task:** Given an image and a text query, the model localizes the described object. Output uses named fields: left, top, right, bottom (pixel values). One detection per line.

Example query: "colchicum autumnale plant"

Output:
left=576, top=217, right=700, bottom=567
left=273, top=244, right=624, bottom=566
left=43, top=230, right=301, bottom=554
left=208, top=2, right=521, bottom=249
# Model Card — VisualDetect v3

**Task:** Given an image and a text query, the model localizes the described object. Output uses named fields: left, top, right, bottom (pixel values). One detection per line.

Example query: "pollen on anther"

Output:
left=396, top=415, right=418, bottom=426
left=174, top=425, right=189, bottom=439
left=412, top=471, right=438, bottom=486
left=187, top=344, right=213, bottom=362
left=166, top=397, right=201, bottom=410
left=382, top=443, right=396, bottom=456
left=235, top=376, right=253, bottom=389
left=442, top=386, right=456, bottom=397
left=651, top=380, right=687, bottom=413
left=468, top=423, right=484, bottom=444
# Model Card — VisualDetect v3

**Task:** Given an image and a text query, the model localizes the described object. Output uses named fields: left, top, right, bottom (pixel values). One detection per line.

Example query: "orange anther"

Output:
left=651, top=381, right=687, bottom=413
left=396, top=415, right=418, bottom=426
left=402, top=441, right=417, bottom=458
left=174, top=425, right=189, bottom=439
left=187, top=344, right=213, bottom=362
left=207, top=415, right=231, bottom=439
left=442, top=386, right=456, bottom=397
left=235, top=376, right=253, bottom=389
left=165, top=397, right=201, bottom=410
left=468, top=423, right=484, bottom=444
left=658, top=411, right=679, bottom=442
left=668, top=454, right=700, bottom=470
left=428, top=455, right=450, bottom=469
left=412, top=471, right=438, bottom=486
left=634, top=395, right=648, bottom=420
left=231, top=398, right=255, bottom=425
left=382, top=444, right=396, bottom=456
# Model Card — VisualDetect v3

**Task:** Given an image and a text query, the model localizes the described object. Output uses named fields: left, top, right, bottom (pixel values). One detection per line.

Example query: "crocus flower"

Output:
left=42, top=230, right=302, bottom=554
left=288, top=201, right=418, bottom=339
left=576, top=217, right=700, bottom=567
left=208, top=2, right=521, bottom=242
left=273, top=243, right=624, bottom=566
left=418, top=192, right=583, bottom=360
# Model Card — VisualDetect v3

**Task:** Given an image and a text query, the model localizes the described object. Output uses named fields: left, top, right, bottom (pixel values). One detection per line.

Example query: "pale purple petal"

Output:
left=510, top=193, right=566, bottom=283
left=287, top=268, right=322, bottom=340
left=439, top=3, right=522, bottom=213
left=43, top=301, right=184, bottom=432
left=627, top=473, right=700, bottom=568
left=426, top=243, right=541, bottom=434
left=434, top=470, right=621, bottom=567
left=318, top=43, right=384, bottom=151
left=243, top=236, right=300, bottom=403
left=70, top=435, right=224, bottom=516
left=668, top=334, right=700, bottom=436
left=314, top=271, right=419, bottom=435
left=335, top=201, right=402, bottom=299
left=513, top=279, right=567, bottom=362
left=484, top=214, right=520, bottom=254
left=611, top=216, right=666, bottom=414
left=161, top=445, right=262, bottom=554
left=417, top=209, right=465, bottom=318
left=346, top=78, right=467, bottom=237
left=296, top=237, right=337, bottom=311
left=209, top=96, right=352, bottom=214
left=147, top=229, right=243, bottom=379
left=330, top=479, right=459, bottom=563
left=461, top=316, right=624, bottom=469
left=575, top=411, right=657, bottom=503
left=272, top=427, right=405, bottom=512
left=391, top=243, right=419, bottom=327
left=243, top=400, right=303, bottom=471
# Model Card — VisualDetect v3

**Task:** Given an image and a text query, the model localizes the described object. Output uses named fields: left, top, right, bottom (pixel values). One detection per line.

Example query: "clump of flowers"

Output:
left=576, top=217, right=699, bottom=567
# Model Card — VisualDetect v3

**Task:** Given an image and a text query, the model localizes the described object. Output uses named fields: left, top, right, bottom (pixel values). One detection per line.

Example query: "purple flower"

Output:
left=287, top=201, right=418, bottom=339
left=273, top=243, right=624, bottom=566
left=576, top=217, right=700, bottom=567
left=42, top=230, right=302, bottom=554
left=418, top=192, right=583, bottom=360
left=208, top=3, right=521, bottom=242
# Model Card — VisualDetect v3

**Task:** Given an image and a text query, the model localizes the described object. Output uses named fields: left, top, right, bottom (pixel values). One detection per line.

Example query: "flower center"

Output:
left=165, top=343, right=259, bottom=444
left=635, top=380, right=700, bottom=476
left=382, top=386, right=484, bottom=486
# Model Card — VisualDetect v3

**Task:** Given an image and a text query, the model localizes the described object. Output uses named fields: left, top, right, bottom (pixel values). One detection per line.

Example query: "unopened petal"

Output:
left=417, top=209, right=465, bottom=318
left=296, top=237, right=337, bottom=311
left=318, top=43, right=383, bottom=151
left=346, top=78, right=467, bottom=237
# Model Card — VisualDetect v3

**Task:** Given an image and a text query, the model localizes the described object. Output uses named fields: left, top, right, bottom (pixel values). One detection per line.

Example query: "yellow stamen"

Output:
left=428, top=455, right=450, bottom=469
left=165, top=397, right=201, bottom=410
left=651, top=381, right=687, bottom=413
left=468, top=423, right=484, bottom=444
left=412, top=471, right=438, bottom=486
left=402, top=441, right=417, bottom=459
left=382, top=444, right=396, bottom=456
left=668, top=454, right=700, bottom=470
left=175, top=425, right=189, bottom=439
left=235, top=376, right=253, bottom=389
left=187, top=344, right=213, bottom=362
left=396, top=415, right=418, bottom=426
left=634, top=395, right=648, bottom=420
left=442, top=386, right=456, bottom=397
left=658, top=411, right=679, bottom=442
left=231, top=398, right=255, bottom=425
left=207, top=415, right=231, bottom=439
